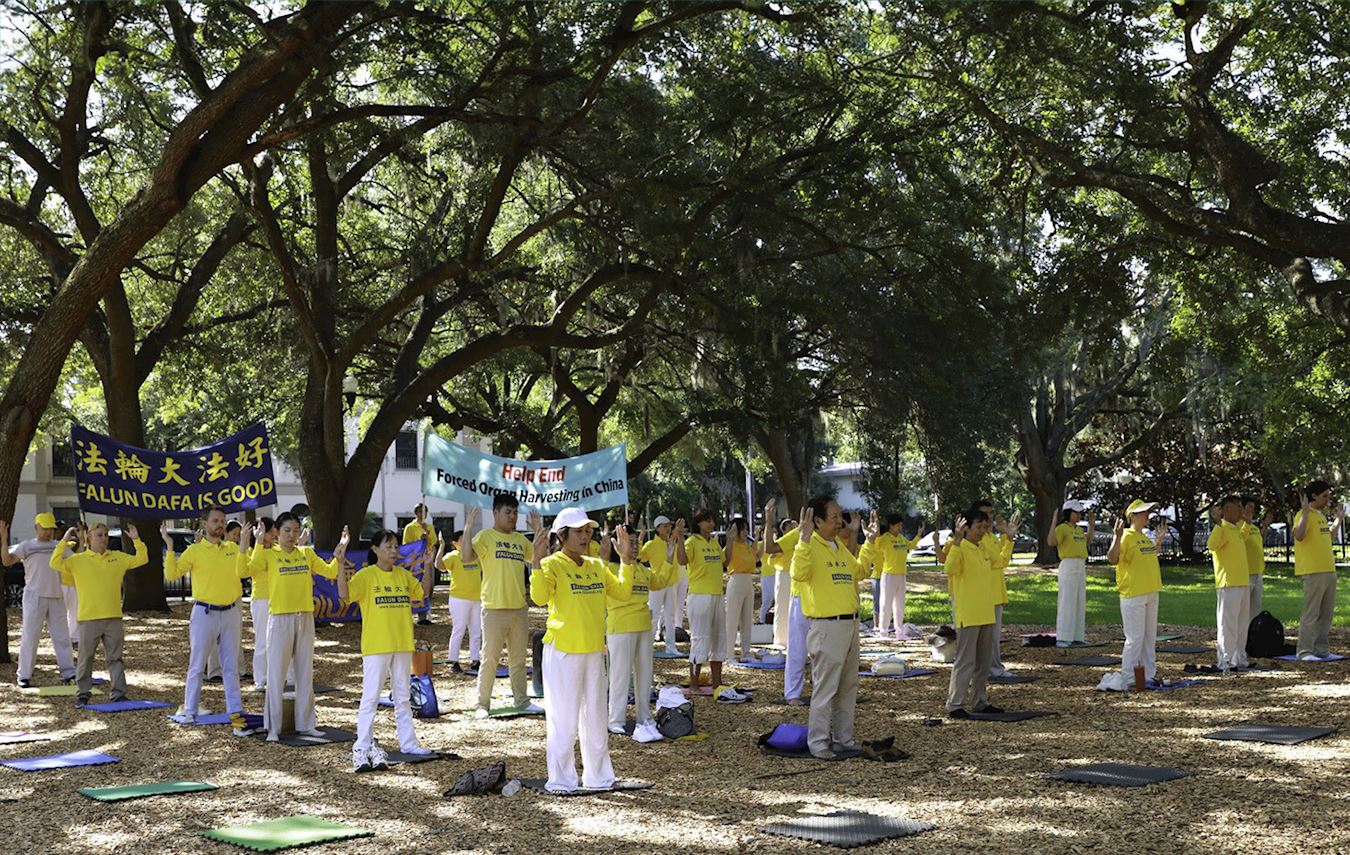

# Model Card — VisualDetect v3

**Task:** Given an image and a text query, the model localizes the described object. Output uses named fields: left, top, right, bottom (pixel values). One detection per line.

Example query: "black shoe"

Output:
left=60, top=676, right=74, bottom=685
left=947, top=708, right=970, bottom=720
left=450, top=662, right=463, bottom=674
left=974, top=704, right=1004, bottom=715
left=205, top=675, right=223, bottom=684
left=469, top=661, right=480, bottom=672
left=240, top=671, right=253, bottom=681
left=417, top=617, right=432, bottom=626
left=17, top=678, right=31, bottom=689
left=76, top=696, right=90, bottom=707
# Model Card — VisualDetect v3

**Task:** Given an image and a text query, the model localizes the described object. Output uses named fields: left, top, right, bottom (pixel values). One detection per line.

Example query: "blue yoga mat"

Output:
left=82, top=700, right=173, bottom=713
left=733, top=659, right=785, bottom=670
left=860, top=669, right=938, bottom=679
left=652, top=651, right=687, bottom=659
left=2, top=749, right=119, bottom=772
left=1148, top=679, right=1205, bottom=691
left=1274, top=653, right=1346, bottom=662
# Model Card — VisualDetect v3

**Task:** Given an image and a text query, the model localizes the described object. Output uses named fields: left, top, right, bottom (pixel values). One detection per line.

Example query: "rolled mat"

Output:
left=79, top=781, right=217, bottom=802
left=198, top=816, right=373, bottom=852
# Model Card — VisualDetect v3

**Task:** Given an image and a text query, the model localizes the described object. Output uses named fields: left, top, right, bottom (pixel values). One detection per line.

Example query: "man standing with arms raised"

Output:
left=2, top=513, right=75, bottom=687
left=164, top=506, right=256, bottom=735
left=1292, top=480, right=1342, bottom=660
left=462, top=494, right=544, bottom=717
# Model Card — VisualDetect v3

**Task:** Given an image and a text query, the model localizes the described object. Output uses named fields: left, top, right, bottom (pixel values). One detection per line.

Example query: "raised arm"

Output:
left=1106, top=514, right=1126, bottom=565
left=0, top=520, right=15, bottom=568
left=162, top=523, right=187, bottom=580
left=460, top=506, right=481, bottom=563
left=1292, top=493, right=1311, bottom=541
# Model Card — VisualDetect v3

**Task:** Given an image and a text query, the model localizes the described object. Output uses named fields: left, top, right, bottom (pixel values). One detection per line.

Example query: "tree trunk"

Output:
left=759, top=425, right=811, bottom=512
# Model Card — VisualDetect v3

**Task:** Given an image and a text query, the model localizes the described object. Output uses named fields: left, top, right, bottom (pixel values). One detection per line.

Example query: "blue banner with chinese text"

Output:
left=71, top=423, right=278, bottom=517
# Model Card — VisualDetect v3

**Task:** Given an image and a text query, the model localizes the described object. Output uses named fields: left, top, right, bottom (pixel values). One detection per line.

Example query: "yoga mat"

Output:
left=760, top=810, right=935, bottom=848
left=967, top=710, right=1057, bottom=723
left=1116, top=633, right=1183, bottom=642
left=35, top=685, right=103, bottom=697
left=988, top=673, right=1039, bottom=684
left=487, top=707, right=545, bottom=719
left=249, top=727, right=356, bottom=748
left=280, top=684, right=340, bottom=694
left=1054, top=656, right=1121, bottom=667
left=1148, top=678, right=1205, bottom=691
left=169, top=713, right=263, bottom=727
left=733, top=659, right=786, bottom=670
left=465, top=666, right=532, bottom=678
left=384, top=750, right=456, bottom=765
left=1203, top=723, right=1336, bottom=745
left=79, top=780, right=217, bottom=802
left=1059, top=641, right=1108, bottom=649
left=1048, top=763, right=1190, bottom=787
left=0, top=732, right=52, bottom=745
left=81, top=700, right=173, bottom=713
left=2, top=750, right=118, bottom=772
left=652, top=650, right=687, bottom=659
left=1158, top=645, right=1208, bottom=655
left=1274, top=653, right=1347, bottom=662
left=518, top=778, right=652, bottom=796
left=859, top=669, right=938, bottom=679
left=199, top=816, right=373, bottom=852
left=769, top=696, right=810, bottom=706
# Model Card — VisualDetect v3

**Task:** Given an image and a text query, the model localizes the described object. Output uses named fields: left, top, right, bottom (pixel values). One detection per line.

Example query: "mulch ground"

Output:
left=2, top=599, right=1348, bottom=855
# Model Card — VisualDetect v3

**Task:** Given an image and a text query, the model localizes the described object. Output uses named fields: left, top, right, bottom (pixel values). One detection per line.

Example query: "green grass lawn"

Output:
left=865, top=562, right=1350, bottom=630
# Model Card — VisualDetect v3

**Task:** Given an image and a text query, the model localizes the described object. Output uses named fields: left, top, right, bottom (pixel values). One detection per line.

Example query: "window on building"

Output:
left=394, top=431, right=418, bottom=470
left=432, top=515, right=456, bottom=537
left=50, top=441, right=74, bottom=478
left=52, top=506, right=81, bottom=528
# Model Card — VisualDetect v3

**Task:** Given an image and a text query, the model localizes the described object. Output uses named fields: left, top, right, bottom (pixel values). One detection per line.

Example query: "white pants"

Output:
left=651, top=575, right=687, bottom=644
left=63, top=584, right=79, bottom=643
left=607, top=629, right=654, bottom=729
left=251, top=598, right=270, bottom=689
left=686, top=593, right=727, bottom=665
left=784, top=595, right=809, bottom=700
left=1248, top=574, right=1263, bottom=619
left=876, top=574, right=908, bottom=637
left=265, top=612, right=316, bottom=736
left=205, top=601, right=244, bottom=680
left=1055, top=558, right=1087, bottom=644
left=1119, top=591, right=1158, bottom=683
left=543, top=645, right=614, bottom=792
left=725, top=574, right=755, bottom=661
left=19, top=590, right=75, bottom=681
left=356, top=652, right=420, bottom=753
left=989, top=603, right=1006, bottom=674
left=1216, top=586, right=1251, bottom=669
left=447, top=596, right=482, bottom=663
left=773, top=571, right=791, bottom=648
left=759, top=574, right=776, bottom=624
left=185, top=603, right=244, bottom=716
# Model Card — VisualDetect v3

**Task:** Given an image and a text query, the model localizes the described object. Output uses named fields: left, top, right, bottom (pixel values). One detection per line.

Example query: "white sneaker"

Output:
left=400, top=745, right=434, bottom=756
left=251, top=685, right=266, bottom=694
left=296, top=728, right=326, bottom=738
left=472, top=708, right=490, bottom=719
left=351, top=746, right=372, bottom=773
left=1299, top=653, right=1320, bottom=661
left=608, top=724, right=626, bottom=735
left=168, top=712, right=196, bottom=725
left=368, top=743, right=389, bottom=770
left=522, top=702, right=544, bottom=714
left=265, top=732, right=280, bottom=743
left=714, top=684, right=749, bottom=704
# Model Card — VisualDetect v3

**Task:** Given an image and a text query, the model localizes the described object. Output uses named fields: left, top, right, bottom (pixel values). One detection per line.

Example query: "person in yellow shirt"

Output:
left=942, top=510, right=1008, bottom=718
left=758, top=519, right=777, bottom=625
left=49, top=522, right=149, bottom=706
left=239, top=512, right=348, bottom=741
left=1292, top=479, right=1341, bottom=660
left=723, top=517, right=762, bottom=662
left=164, top=506, right=255, bottom=734
left=641, top=516, right=682, bottom=655
left=677, top=509, right=732, bottom=696
left=1048, top=500, right=1094, bottom=647
left=790, top=497, right=872, bottom=758
left=531, top=507, right=634, bottom=792
left=434, top=530, right=481, bottom=673
left=338, top=529, right=434, bottom=771
left=764, top=500, right=808, bottom=704
left=607, top=523, right=675, bottom=735
left=461, top=493, right=543, bottom=717
left=1240, top=498, right=1274, bottom=617
left=402, top=503, right=438, bottom=551
left=1104, top=500, right=1166, bottom=689
left=867, top=512, right=926, bottom=639
left=769, top=513, right=796, bottom=650
left=246, top=517, right=277, bottom=693
left=1208, top=495, right=1251, bottom=672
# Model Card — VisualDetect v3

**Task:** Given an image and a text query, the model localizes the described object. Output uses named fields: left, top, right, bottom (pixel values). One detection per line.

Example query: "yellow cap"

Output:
left=34, top=512, right=57, bottom=529
left=1125, top=500, right=1158, bottom=516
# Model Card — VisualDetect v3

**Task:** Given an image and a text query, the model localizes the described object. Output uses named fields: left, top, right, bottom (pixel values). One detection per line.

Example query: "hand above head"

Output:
left=527, top=511, right=543, bottom=534
left=1113, top=516, right=1126, bottom=537
left=953, top=515, right=968, bottom=540
left=1300, top=491, right=1310, bottom=510
left=798, top=505, right=814, bottom=538
left=615, top=524, right=635, bottom=561
left=126, top=524, right=140, bottom=541
left=764, top=497, right=776, bottom=516
left=1086, top=509, right=1096, bottom=527
left=62, top=525, right=78, bottom=544
left=338, top=525, right=350, bottom=548
left=673, top=517, right=686, bottom=538
left=531, top=526, right=550, bottom=564
left=160, top=522, right=173, bottom=548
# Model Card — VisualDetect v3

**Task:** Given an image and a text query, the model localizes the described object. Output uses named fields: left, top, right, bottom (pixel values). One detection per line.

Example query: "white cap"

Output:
left=1062, top=500, right=1087, bottom=513
left=652, top=515, right=672, bottom=528
left=550, top=507, right=598, bottom=534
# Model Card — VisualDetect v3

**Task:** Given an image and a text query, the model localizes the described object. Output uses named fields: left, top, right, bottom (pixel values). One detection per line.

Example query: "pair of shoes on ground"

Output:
left=714, top=684, right=750, bottom=704
left=352, top=743, right=390, bottom=773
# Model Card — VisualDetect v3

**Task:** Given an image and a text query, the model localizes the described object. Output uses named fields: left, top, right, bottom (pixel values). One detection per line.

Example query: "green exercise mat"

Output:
left=199, top=816, right=373, bottom=852
left=488, top=706, right=545, bottom=719
left=35, top=685, right=104, bottom=697
left=79, top=780, right=217, bottom=802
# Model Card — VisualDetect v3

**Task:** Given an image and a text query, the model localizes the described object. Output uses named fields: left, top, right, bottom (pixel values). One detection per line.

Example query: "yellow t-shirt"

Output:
left=607, top=554, right=675, bottom=635
left=944, top=538, right=998, bottom=628
left=684, top=534, right=725, bottom=595
left=1293, top=509, right=1335, bottom=575
left=727, top=540, right=758, bottom=574
left=348, top=564, right=423, bottom=655
left=1240, top=521, right=1265, bottom=576
left=50, top=540, right=149, bottom=621
left=248, top=544, right=270, bottom=599
left=776, top=528, right=802, bottom=597
left=872, top=532, right=921, bottom=576
left=1054, top=522, right=1089, bottom=560
left=443, top=549, right=481, bottom=601
left=165, top=539, right=244, bottom=606
left=402, top=520, right=437, bottom=549
left=242, top=545, right=339, bottom=615
left=531, top=552, right=632, bottom=653
left=1114, top=527, right=1162, bottom=599
left=790, top=531, right=871, bottom=618
left=1207, top=520, right=1249, bottom=589
left=639, top=537, right=670, bottom=581
left=472, top=528, right=530, bottom=609
left=983, top=534, right=1014, bottom=606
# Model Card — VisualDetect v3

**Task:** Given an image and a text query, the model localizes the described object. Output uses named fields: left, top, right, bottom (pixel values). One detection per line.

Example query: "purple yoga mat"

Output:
left=2, top=750, right=119, bottom=772
left=1274, top=653, right=1346, bottom=662
left=860, top=669, right=938, bottom=679
left=168, top=712, right=262, bottom=726
left=82, top=700, right=173, bottom=713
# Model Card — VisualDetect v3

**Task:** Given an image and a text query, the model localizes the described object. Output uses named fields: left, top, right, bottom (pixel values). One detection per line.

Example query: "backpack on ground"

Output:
left=410, top=673, right=440, bottom=718
left=1246, top=610, right=1294, bottom=658
left=655, top=701, right=695, bottom=739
